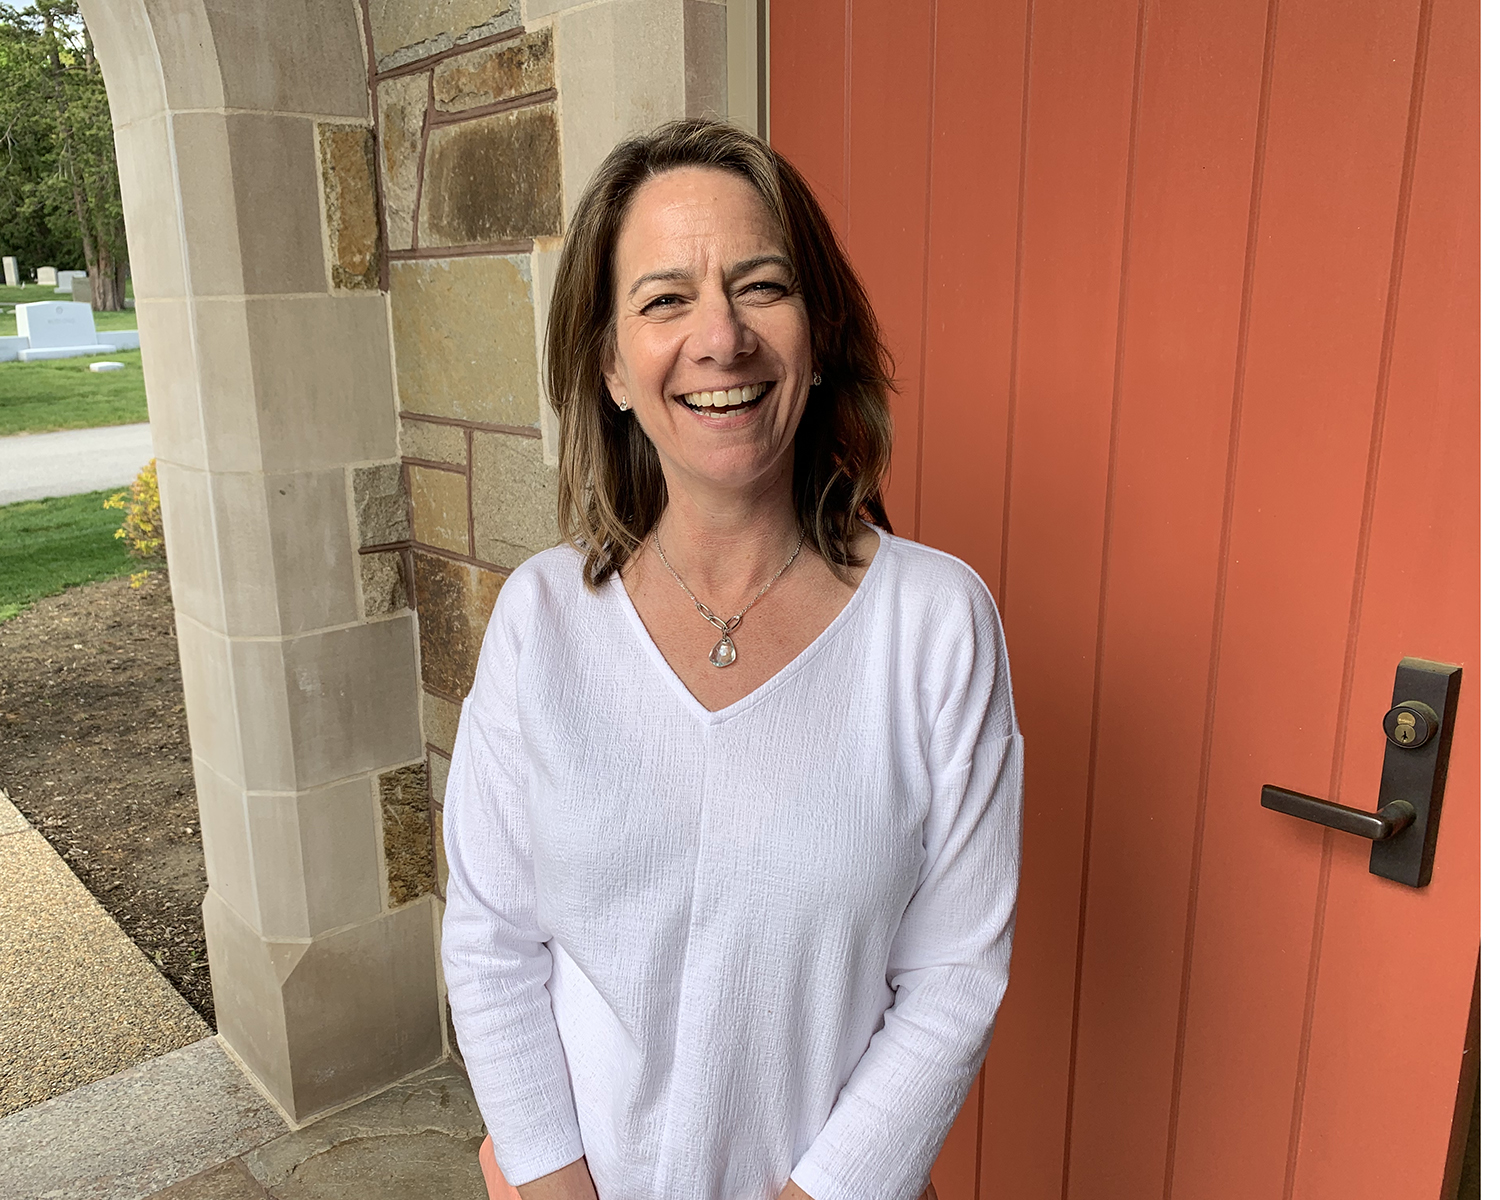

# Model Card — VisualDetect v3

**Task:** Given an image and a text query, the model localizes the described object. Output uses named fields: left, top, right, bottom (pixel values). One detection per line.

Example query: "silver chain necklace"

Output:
left=653, top=526, right=806, bottom=668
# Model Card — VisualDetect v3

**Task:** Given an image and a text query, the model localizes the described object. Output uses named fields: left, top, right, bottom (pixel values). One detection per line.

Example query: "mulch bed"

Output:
left=0, top=572, right=213, bottom=1027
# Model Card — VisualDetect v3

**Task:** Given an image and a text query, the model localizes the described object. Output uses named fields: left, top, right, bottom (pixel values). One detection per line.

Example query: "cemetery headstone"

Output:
left=54, top=269, right=86, bottom=295
left=2, top=257, right=17, bottom=288
left=36, top=266, right=56, bottom=286
left=70, top=277, right=93, bottom=308
left=15, top=301, right=114, bottom=361
left=90, top=361, right=125, bottom=373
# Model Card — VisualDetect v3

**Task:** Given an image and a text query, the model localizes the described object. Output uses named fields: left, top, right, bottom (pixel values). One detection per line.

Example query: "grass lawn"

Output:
left=0, top=349, right=148, bottom=435
left=0, top=280, right=137, bottom=335
left=0, top=489, right=146, bottom=622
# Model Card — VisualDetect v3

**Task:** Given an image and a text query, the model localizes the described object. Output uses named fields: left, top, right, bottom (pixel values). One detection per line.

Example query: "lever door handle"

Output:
left=1260, top=785, right=1416, bottom=840
left=1260, top=656, right=1460, bottom=888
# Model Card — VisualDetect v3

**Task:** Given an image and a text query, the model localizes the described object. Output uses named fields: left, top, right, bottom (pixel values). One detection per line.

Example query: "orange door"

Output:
left=770, top=1, right=1478, bottom=1197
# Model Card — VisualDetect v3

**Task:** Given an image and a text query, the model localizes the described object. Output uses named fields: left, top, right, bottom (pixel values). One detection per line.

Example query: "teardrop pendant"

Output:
left=708, top=634, right=737, bottom=668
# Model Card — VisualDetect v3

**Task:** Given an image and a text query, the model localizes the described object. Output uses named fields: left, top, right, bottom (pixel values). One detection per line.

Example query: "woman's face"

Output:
left=603, top=166, right=814, bottom=502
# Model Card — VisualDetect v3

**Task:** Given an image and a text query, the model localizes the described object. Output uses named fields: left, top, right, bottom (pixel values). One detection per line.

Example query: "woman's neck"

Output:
left=647, top=466, right=803, bottom=610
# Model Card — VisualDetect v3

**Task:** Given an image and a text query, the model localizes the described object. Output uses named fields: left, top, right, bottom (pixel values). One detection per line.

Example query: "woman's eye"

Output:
left=742, top=280, right=788, bottom=299
left=641, top=294, right=683, bottom=313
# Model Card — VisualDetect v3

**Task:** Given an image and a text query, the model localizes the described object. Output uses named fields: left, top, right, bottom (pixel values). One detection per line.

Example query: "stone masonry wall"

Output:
left=349, top=0, right=735, bottom=923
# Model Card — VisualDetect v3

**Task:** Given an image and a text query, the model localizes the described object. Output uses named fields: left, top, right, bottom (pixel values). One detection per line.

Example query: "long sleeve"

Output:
left=441, top=579, right=586, bottom=1186
left=789, top=587, right=1024, bottom=1200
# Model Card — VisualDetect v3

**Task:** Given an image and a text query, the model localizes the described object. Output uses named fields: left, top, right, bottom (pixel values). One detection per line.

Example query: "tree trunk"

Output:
left=90, top=243, right=125, bottom=311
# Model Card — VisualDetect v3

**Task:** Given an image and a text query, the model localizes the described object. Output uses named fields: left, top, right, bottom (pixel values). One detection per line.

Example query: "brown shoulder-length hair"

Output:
left=548, top=118, right=895, bottom=588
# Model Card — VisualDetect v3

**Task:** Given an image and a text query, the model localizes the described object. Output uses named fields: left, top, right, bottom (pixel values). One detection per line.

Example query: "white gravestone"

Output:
left=15, top=301, right=114, bottom=362
left=2, top=257, right=17, bottom=287
left=55, top=269, right=86, bottom=295
left=36, top=266, right=56, bottom=286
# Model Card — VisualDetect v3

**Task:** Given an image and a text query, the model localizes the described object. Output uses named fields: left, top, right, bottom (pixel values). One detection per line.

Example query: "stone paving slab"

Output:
left=241, top=1061, right=487, bottom=1200
left=0, top=1037, right=288, bottom=1200
left=0, top=791, right=208, bottom=1117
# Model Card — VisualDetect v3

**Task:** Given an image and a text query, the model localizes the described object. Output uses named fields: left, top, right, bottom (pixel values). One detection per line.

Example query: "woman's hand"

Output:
left=776, top=1178, right=938, bottom=1200
left=515, top=1158, right=599, bottom=1200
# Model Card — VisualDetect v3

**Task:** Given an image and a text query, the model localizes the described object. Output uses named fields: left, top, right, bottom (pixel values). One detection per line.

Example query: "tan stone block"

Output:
left=361, top=551, right=409, bottom=617
left=136, top=299, right=205, bottom=470
left=369, top=0, right=520, bottom=71
left=131, top=0, right=368, bottom=118
left=421, top=690, right=462, bottom=755
left=318, top=124, right=381, bottom=291
left=430, top=796, right=449, bottom=898
left=377, top=73, right=430, bottom=253
left=417, top=103, right=562, bottom=246
left=156, top=461, right=226, bottom=633
left=380, top=763, right=435, bottom=905
left=204, top=891, right=443, bottom=1121
left=111, top=114, right=186, bottom=300
left=556, top=0, right=687, bottom=217
left=390, top=256, right=540, bottom=426
left=192, top=295, right=398, bottom=474
left=174, top=614, right=246, bottom=787
left=193, top=759, right=258, bottom=930
left=173, top=466, right=360, bottom=638
left=203, top=890, right=295, bottom=1111
left=175, top=112, right=327, bottom=298
left=233, top=468, right=363, bottom=636
left=471, top=431, right=558, bottom=569
left=409, top=465, right=471, bottom=555
left=400, top=417, right=468, bottom=466
left=530, top=240, right=562, bottom=466
left=433, top=28, right=553, bottom=112
left=246, top=777, right=385, bottom=939
left=82, top=0, right=167, bottom=129
left=353, top=462, right=411, bottom=547
left=412, top=553, right=503, bottom=698
left=685, top=0, right=728, bottom=119
left=279, top=618, right=424, bottom=790
left=224, top=617, right=423, bottom=792
left=281, top=899, right=443, bottom=1118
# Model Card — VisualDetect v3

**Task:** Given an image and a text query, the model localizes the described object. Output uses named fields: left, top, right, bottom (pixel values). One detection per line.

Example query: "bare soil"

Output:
left=0, top=572, right=213, bottom=1026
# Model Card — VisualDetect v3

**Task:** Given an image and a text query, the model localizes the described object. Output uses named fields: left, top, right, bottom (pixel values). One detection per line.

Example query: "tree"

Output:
left=0, top=1, right=128, bottom=309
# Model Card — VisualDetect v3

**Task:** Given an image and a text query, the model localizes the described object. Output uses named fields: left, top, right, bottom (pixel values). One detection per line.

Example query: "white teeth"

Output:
left=680, top=382, right=770, bottom=410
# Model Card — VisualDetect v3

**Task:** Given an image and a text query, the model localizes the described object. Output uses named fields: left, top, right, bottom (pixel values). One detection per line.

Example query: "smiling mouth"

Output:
left=675, top=382, right=771, bottom=417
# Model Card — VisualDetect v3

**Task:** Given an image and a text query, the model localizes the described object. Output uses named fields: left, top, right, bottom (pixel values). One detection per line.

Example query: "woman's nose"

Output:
left=685, top=289, right=754, bottom=363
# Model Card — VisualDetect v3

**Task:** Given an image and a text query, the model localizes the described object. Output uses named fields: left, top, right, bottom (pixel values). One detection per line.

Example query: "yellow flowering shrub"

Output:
left=104, top=459, right=166, bottom=587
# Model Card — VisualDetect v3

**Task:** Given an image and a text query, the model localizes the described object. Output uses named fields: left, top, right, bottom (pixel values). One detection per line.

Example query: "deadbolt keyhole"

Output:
left=1383, top=700, right=1438, bottom=750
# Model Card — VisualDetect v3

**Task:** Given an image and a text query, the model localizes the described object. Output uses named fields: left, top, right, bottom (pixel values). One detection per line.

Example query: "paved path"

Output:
left=0, top=423, right=154, bottom=505
left=0, top=791, right=208, bottom=1118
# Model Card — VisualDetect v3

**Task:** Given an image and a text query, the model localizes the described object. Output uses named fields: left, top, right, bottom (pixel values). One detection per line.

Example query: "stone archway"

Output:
left=78, top=0, right=435, bottom=1122
left=78, top=0, right=757, bottom=1126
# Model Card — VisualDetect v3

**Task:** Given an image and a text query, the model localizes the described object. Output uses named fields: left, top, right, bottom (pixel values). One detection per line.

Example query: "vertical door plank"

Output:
left=930, top=1067, right=983, bottom=1200
left=844, top=0, right=935, bottom=534
left=1291, top=0, right=1480, bottom=1194
left=980, top=0, right=1142, bottom=1194
left=1063, top=0, right=1266, bottom=1194
left=913, top=0, right=1029, bottom=594
left=768, top=2, right=850, bottom=234
left=1170, top=0, right=1422, bottom=1194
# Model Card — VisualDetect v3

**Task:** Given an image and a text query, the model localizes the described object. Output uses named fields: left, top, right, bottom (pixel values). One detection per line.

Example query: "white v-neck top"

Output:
left=441, top=529, right=1023, bottom=1200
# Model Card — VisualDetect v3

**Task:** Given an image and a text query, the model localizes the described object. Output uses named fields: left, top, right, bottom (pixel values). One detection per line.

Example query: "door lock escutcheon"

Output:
left=1261, top=657, right=1461, bottom=888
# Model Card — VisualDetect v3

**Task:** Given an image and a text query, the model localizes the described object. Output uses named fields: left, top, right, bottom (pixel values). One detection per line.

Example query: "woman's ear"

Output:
left=600, top=343, right=627, bottom=409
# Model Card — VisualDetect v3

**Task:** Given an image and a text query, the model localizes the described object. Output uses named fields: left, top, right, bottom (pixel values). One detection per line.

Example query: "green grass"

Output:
left=0, top=489, right=142, bottom=622
left=0, top=349, right=147, bottom=435
left=0, top=280, right=137, bottom=335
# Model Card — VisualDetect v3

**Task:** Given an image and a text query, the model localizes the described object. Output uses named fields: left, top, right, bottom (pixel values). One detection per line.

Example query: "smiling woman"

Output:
left=441, top=121, right=1023, bottom=1200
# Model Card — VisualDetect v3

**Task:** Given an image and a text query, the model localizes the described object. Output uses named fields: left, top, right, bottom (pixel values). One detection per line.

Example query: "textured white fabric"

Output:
left=441, top=528, right=1023, bottom=1200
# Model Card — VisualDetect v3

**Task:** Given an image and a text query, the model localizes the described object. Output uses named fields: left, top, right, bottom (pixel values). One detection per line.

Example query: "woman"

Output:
left=442, top=119, right=1023, bottom=1200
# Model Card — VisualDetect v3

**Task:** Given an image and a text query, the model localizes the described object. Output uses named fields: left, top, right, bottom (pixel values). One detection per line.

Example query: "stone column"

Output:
left=81, top=0, right=440, bottom=1122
